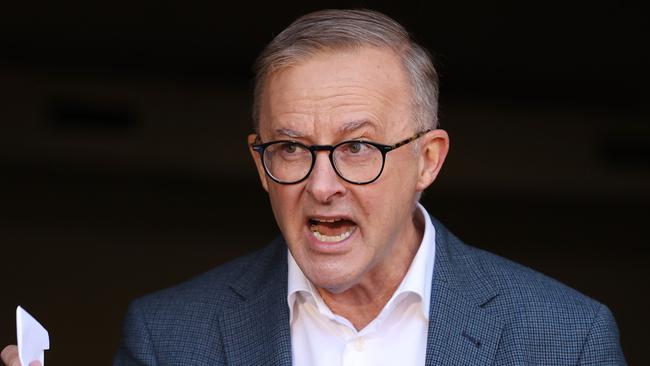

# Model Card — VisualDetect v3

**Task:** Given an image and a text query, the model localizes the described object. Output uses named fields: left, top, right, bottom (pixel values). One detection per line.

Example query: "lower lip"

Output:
left=305, top=225, right=357, bottom=254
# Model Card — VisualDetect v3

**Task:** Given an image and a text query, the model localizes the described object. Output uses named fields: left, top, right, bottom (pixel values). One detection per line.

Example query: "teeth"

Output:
left=311, top=227, right=354, bottom=242
left=311, top=218, right=342, bottom=223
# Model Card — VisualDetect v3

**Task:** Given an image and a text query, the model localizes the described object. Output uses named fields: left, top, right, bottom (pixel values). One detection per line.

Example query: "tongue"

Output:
left=312, top=220, right=355, bottom=236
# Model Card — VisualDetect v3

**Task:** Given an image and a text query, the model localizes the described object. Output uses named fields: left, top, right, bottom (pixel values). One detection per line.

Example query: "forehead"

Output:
left=258, top=47, right=414, bottom=140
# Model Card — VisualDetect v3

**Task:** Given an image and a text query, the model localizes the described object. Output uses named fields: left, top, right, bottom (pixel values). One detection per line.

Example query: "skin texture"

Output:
left=1, top=345, right=41, bottom=366
left=248, top=46, right=449, bottom=329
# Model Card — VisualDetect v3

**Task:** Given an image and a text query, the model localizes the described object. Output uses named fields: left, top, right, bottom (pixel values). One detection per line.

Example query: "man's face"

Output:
left=249, top=47, right=446, bottom=293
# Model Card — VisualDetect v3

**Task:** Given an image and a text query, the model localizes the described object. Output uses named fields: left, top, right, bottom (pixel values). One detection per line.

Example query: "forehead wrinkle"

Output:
left=311, top=88, right=394, bottom=107
left=276, top=83, right=394, bottom=106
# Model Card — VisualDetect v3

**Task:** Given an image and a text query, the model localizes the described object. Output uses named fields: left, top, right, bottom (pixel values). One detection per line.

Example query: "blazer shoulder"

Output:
left=434, top=218, right=603, bottom=316
left=473, top=244, right=600, bottom=308
left=129, top=237, right=286, bottom=320
left=115, top=239, right=286, bottom=365
left=432, top=220, right=626, bottom=364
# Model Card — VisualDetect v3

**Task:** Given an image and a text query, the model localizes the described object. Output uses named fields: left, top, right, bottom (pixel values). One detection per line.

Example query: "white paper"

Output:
left=16, top=306, right=49, bottom=366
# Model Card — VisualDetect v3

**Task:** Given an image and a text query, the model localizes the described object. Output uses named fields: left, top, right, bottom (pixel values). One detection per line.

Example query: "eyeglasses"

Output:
left=251, top=129, right=431, bottom=185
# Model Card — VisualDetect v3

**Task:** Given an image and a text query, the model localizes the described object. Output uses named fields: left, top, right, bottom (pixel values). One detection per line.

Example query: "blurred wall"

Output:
left=1, top=1, right=647, bottom=364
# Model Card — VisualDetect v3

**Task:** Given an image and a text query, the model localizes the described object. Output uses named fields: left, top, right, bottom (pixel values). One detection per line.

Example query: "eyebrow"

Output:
left=274, top=128, right=305, bottom=139
left=337, top=119, right=376, bottom=135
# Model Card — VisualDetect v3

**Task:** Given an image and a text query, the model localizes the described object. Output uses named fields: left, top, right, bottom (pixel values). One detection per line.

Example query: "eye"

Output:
left=281, top=142, right=299, bottom=153
left=348, top=141, right=363, bottom=153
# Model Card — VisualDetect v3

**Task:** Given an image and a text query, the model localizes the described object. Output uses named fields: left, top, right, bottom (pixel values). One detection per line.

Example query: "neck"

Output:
left=317, top=210, right=425, bottom=330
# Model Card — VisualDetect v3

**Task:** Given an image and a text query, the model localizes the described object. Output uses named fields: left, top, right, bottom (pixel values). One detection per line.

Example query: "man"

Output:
left=2, top=9, right=626, bottom=366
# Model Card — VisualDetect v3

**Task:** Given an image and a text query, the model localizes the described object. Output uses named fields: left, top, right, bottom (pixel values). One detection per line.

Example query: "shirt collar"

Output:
left=287, top=202, right=436, bottom=323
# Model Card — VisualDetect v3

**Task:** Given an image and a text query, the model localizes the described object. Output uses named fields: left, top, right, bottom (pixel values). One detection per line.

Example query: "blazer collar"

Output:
left=425, top=217, right=504, bottom=365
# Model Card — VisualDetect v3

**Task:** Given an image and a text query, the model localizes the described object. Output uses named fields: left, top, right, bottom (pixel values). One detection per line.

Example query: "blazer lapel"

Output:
left=426, top=219, right=504, bottom=366
left=217, top=222, right=504, bottom=365
left=219, top=240, right=292, bottom=366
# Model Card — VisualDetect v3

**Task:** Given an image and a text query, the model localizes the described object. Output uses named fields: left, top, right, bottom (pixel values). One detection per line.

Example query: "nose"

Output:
left=305, top=151, right=346, bottom=203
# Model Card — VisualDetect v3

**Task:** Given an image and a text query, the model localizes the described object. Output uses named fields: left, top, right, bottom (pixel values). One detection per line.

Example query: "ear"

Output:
left=416, top=129, right=449, bottom=192
left=247, top=134, right=270, bottom=192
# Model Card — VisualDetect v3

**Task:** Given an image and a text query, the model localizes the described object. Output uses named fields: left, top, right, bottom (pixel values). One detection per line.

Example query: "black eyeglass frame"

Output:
left=251, top=129, right=432, bottom=185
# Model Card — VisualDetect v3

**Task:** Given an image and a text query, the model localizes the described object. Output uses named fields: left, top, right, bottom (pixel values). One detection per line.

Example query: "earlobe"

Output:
left=416, top=129, right=449, bottom=191
left=247, top=134, right=270, bottom=192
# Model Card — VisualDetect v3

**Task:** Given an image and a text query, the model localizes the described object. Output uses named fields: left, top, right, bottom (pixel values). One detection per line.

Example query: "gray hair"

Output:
left=252, top=9, right=439, bottom=132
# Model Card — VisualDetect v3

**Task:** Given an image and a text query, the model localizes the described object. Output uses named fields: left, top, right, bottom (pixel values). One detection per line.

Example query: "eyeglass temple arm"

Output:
left=386, top=129, right=432, bottom=150
left=251, top=135, right=262, bottom=146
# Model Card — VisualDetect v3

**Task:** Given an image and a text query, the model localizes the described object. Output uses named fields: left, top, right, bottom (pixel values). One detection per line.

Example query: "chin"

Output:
left=289, top=234, right=368, bottom=292
left=305, top=265, right=360, bottom=294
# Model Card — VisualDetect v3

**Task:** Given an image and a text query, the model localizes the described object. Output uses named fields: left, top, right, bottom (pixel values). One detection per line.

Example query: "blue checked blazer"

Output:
left=113, top=218, right=626, bottom=365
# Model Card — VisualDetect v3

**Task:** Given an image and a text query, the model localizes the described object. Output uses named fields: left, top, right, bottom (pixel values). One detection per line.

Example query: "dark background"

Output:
left=1, top=0, right=647, bottom=364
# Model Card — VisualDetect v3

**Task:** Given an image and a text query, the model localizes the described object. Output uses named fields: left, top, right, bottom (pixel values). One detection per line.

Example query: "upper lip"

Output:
left=307, top=215, right=355, bottom=224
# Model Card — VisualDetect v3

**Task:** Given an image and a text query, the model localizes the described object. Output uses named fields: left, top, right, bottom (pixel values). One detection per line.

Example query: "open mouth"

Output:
left=308, top=217, right=357, bottom=243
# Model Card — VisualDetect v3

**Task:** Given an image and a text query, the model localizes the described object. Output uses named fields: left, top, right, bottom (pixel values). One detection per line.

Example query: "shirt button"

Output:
left=354, top=337, right=365, bottom=352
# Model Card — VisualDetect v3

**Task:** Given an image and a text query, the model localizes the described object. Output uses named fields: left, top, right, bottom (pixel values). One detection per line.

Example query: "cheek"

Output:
left=268, top=186, right=303, bottom=229
left=357, top=163, right=417, bottom=225
left=351, top=187, right=390, bottom=238
left=377, top=162, right=418, bottom=199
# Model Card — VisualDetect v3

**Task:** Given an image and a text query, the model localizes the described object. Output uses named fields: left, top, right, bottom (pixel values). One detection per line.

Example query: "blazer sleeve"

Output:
left=578, top=304, right=627, bottom=365
left=113, top=302, right=158, bottom=366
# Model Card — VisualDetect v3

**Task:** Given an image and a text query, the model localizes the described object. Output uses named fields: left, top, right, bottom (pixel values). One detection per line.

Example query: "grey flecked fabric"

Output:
left=113, top=218, right=626, bottom=365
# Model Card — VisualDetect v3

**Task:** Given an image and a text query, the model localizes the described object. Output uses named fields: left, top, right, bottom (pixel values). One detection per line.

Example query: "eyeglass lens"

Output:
left=263, top=141, right=384, bottom=184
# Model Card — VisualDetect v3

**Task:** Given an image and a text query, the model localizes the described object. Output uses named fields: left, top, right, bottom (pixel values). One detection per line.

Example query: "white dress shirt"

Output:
left=287, top=203, right=436, bottom=366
